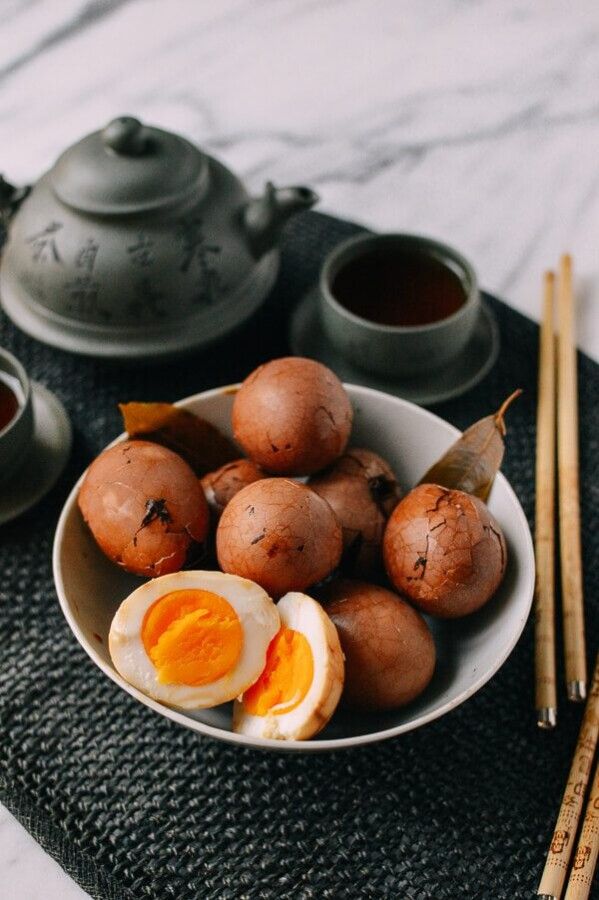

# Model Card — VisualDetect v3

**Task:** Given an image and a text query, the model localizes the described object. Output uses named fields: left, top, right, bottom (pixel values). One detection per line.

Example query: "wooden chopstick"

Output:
left=557, top=254, right=587, bottom=702
left=564, top=756, right=599, bottom=899
left=535, top=270, right=557, bottom=728
left=537, top=654, right=599, bottom=900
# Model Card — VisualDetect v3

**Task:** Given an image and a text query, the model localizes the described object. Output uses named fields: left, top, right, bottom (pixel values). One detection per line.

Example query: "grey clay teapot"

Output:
left=0, top=116, right=317, bottom=359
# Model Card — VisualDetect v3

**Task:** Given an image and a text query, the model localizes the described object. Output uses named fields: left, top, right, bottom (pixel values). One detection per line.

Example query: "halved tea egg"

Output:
left=233, top=592, right=344, bottom=741
left=109, top=570, right=279, bottom=709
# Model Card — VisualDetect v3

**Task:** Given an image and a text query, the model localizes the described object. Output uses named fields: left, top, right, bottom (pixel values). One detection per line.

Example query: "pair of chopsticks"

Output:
left=535, top=254, right=596, bottom=900
left=535, top=254, right=587, bottom=729
left=537, top=653, right=599, bottom=900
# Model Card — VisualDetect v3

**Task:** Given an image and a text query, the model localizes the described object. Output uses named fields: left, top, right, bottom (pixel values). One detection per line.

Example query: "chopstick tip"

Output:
left=567, top=680, right=587, bottom=702
left=544, top=270, right=555, bottom=284
left=560, top=253, right=572, bottom=272
left=537, top=708, right=557, bottom=729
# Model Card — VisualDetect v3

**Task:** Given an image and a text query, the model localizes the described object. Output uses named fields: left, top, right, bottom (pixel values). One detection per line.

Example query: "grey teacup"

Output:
left=320, top=233, right=480, bottom=379
left=0, top=348, right=34, bottom=485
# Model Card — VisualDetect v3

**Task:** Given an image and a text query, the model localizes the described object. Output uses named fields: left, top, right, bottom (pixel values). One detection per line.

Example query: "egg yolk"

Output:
left=141, top=589, right=242, bottom=686
left=243, top=627, right=313, bottom=716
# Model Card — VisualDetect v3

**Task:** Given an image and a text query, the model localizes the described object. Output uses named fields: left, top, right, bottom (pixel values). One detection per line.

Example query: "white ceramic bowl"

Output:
left=53, top=384, right=535, bottom=752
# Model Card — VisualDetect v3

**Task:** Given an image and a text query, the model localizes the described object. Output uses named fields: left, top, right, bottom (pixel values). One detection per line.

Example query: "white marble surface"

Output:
left=1, top=0, right=598, bottom=897
left=0, top=806, right=88, bottom=899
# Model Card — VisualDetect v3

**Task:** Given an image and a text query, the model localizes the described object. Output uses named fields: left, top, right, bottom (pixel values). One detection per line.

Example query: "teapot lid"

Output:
left=50, top=116, right=207, bottom=214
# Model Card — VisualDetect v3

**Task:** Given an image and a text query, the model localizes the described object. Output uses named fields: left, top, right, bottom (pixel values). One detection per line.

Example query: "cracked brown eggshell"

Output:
left=323, top=579, right=435, bottom=711
left=78, top=440, right=209, bottom=578
left=201, top=458, right=265, bottom=518
left=383, top=483, right=507, bottom=618
left=308, top=448, right=402, bottom=575
left=216, top=478, right=343, bottom=597
left=232, top=357, right=353, bottom=475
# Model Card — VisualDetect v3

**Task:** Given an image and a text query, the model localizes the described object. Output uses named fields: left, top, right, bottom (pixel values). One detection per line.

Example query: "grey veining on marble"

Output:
left=0, top=1, right=597, bottom=898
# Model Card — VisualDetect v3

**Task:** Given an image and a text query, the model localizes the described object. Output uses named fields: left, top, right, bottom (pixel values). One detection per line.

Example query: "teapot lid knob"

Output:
left=102, top=116, right=147, bottom=155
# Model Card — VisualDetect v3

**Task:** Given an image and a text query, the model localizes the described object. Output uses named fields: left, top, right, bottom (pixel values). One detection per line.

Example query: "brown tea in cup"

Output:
left=331, top=248, right=466, bottom=327
left=0, top=372, right=20, bottom=432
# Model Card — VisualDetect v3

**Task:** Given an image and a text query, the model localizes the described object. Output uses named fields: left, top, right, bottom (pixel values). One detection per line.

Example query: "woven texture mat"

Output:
left=0, top=212, right=597, bottom=900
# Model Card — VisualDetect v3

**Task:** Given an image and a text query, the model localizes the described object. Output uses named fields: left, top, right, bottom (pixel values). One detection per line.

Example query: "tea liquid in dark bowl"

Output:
left=0, top=372, right=22, bottom=431
left=331, top=249, right=467, bottom=327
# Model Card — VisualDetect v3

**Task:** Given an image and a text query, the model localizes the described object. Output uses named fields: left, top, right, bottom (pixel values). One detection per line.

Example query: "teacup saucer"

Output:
left=289, top=288, right=500, bottom=406
left=0, top=382, right=72, bottom=526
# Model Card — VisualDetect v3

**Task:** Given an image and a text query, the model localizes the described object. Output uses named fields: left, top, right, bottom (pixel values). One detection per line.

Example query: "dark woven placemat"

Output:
left=0, top=211, right=597, bottom=900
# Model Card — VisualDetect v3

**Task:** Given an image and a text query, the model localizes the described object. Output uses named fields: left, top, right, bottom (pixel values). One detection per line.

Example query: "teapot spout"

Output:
left=243, top=182, right=318, bottom=258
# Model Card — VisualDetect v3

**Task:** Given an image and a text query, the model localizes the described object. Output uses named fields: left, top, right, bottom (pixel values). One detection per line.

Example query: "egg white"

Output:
left=233, top=591, right=344, bottom=740
left=109, top=570, right=280, bottom=709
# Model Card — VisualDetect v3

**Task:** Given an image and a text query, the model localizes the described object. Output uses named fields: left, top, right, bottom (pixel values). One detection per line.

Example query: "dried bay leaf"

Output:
left=418, top=390, right=522, bottom=501
left=119, top=402, right=238, bottom=476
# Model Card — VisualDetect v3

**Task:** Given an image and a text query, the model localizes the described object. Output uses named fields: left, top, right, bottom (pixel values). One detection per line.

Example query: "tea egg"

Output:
left=309, top=448, right=402, bottom=575
left=383, top=484, right=507, bottom=618
left=323, top=579, right=436, bottom=711
left=232, top=357, right=353, bottom=475
left=78, top=440, right=209, bottom=578
left=233, top=592, right=344, bottom=741
left=109, top=570, right=280, bottom=709
left=216, top=478, right=343, bottom=597
left=201, top=458, right=265, bottom=519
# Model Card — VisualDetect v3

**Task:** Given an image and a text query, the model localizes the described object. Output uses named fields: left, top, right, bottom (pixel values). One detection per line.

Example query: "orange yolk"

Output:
left=141, top=589, right=242, bottom=686
left=243, top=627, right=313, bottom=716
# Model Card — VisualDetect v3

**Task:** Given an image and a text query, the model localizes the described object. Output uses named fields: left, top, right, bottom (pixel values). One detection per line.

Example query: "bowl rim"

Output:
left=53, top=382, right=535, bottom=752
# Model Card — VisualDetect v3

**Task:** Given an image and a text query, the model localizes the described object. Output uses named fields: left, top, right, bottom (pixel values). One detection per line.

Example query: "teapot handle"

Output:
left=0, top=176, right=30, bottom=229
